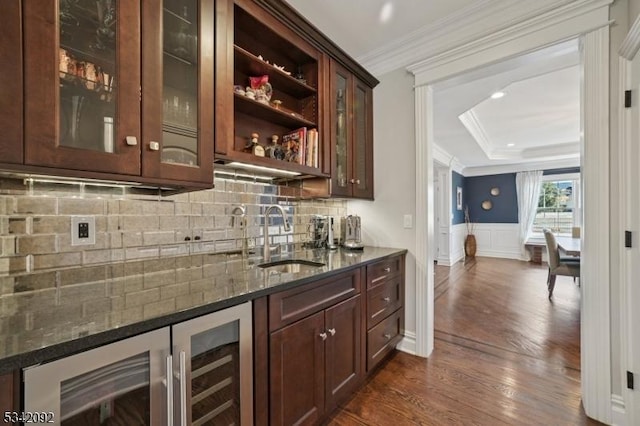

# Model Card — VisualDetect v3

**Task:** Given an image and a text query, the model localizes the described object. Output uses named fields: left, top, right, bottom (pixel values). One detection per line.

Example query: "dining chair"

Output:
left=543, top=229, right=580, bottom=299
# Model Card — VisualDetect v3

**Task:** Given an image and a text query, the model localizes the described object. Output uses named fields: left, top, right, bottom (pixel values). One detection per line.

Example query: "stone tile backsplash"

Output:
left=0, top=176, right=346, bottom=278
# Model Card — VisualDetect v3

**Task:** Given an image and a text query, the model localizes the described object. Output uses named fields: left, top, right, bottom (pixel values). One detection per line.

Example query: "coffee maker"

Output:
left=308, top=215, right=338, bottom=250
left=341, top=215, right=364, bottom=249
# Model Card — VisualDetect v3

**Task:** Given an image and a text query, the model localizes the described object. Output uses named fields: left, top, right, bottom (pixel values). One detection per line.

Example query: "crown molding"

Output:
left=462, top=157, right=580, bottom=177
left=433, top=144, right=464, bottom=174
left=457, top=110, right=493, bottom=158
left=361, top=0, right=611, bottom=77
left=619, top=14, right=640, bottom=60
left=404, top=0, right=612, bottom=81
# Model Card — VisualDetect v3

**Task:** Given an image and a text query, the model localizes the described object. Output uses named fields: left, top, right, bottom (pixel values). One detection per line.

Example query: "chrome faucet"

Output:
left=263, top=204, right=292, bottom=261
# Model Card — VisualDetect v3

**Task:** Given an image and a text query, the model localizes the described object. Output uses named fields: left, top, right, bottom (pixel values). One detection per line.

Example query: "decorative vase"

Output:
left=464, top=234, right=477, bottom=257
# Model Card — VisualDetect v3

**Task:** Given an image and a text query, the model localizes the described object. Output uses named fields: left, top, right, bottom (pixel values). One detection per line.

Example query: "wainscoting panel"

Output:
left=469, top=223, right=521, bottom=260
left=451, top=223, right=466, bottom=264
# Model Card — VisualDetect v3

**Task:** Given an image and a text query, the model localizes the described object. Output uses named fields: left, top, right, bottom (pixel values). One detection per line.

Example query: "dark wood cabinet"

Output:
left=270, top=311, right=326, bottom=425
left=0, top=0, right=23, bottom=166
left=365, top=255, right=405, bottom=372
left=267, top=268, right=363, bottom=426
left=214, top=0, right=328, bottom=178
left=0, top=371, right=19, bottom=413
left=15, top=0, right=214, bottom=189
left=324, top=295, right=362, bottom=411
left=304, top=59, right=374, bottom=199
left=328, top=59, right=373, bottom=199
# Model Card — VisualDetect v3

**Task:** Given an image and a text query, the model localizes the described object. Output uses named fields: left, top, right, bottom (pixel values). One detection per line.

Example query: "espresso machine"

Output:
left=308, top=215, right=338, bottom=250
left=341, top=215, right=364, bottom=249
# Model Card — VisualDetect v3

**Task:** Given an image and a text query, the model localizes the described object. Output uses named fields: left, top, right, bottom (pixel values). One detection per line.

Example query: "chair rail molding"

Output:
left=410, top=4, right=613, bottom=424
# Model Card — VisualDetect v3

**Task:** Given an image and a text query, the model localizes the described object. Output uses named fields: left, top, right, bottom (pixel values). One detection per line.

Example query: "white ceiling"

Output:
left=284, top=1, right=581, bottom=173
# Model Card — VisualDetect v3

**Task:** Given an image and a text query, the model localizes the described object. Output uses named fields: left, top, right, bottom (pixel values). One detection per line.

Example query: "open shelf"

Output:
left=234, top=94, right=316, bottom=128
left=234, top=46, right=317, bottom=98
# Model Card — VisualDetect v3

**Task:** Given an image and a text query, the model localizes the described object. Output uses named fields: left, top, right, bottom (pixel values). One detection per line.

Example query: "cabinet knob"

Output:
left=327, top=328, right=336, bottom=336
left=383, top=267, right=391, bottom=273
left=125, top=136, right=138, bottom=146
left=149, top=141, right=160, bottom=151
left=356, top=179, right=361, bottom=185
left=383, top=333, right=392, bottom=340
left=350, top=178, right=355, bottom=184
left=382, top=297, right=391, bottom=303
left=319, top=332, right=328, bottom=341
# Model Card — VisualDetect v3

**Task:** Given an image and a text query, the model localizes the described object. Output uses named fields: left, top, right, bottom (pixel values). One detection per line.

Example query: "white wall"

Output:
left=349, top=68, right=417, bottom=351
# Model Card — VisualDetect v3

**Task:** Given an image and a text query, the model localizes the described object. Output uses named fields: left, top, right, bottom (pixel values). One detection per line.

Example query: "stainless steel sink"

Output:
left=258, top=259, right=325, bottom=273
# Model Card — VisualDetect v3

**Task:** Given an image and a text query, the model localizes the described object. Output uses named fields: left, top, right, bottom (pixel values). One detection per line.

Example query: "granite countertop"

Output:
left=0, top=246, right=406, bottom=374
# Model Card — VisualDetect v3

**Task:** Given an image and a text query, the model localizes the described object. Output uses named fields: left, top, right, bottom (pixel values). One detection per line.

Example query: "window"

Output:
left=532, top=175, right=580, bottom=235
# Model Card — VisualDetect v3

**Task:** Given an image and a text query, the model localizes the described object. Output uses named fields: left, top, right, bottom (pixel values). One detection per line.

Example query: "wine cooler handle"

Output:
left=180, top=351, right=187, bottom=426
left=165, top=355, right=174, bottom=426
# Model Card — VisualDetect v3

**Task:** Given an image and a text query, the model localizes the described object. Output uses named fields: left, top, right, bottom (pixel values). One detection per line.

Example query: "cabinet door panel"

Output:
left=325, top=294, right=362, bottom=410
left=141, top=0, right=214, bottom=183
left=352, top=79, right=373, bottom=199
left=0, top=0, right=22, bottom=165
left=270, top=311, right=325, bottom=426
left=24, top=0, right=141, bottom=175
left=330, top=60, right=352, bottom=197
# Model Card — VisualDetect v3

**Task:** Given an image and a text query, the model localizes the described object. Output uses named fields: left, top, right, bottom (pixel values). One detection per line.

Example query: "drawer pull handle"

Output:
left=382, top=297, right=391, bottom=303
left=319, top=332, right=328, bottom=341
left=328, top=328, right=336, bottom=336
left=383, top=267, right=391, bottom=273
left=383, top=333, right=393, bottom=340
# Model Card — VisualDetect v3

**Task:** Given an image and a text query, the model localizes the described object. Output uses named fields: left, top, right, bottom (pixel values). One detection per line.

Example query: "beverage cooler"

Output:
left=24, top=302, right=253, bottom=425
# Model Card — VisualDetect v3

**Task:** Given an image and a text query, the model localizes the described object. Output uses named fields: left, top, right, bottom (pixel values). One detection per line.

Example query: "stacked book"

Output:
left=281, top=127, right=319, bottom=168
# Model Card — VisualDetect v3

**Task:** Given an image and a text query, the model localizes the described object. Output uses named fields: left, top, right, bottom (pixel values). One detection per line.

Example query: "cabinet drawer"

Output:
left=367, top=276, right=403, bottom=328
left=367, top=309, right=403, bottom=371
left=366, top=256, right=403, bottom=288
left=269, top=269, right=361, bottom=331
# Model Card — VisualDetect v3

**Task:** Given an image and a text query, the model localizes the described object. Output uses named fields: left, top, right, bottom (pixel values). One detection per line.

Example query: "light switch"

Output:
left=403, top=214, right=413, bottom=229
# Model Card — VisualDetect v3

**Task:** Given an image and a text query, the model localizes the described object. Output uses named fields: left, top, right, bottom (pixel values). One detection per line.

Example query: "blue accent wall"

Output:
left=465, top=173, right=518, bottom=223
left=452, top=171, right=465, bottom=225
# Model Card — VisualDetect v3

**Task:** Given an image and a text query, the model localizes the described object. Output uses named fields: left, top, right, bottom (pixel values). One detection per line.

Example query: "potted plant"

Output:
left=464, top=206, right=477, bottom=258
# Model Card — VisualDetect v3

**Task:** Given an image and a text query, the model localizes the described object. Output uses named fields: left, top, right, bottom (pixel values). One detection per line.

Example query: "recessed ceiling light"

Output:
left=379, top=2, right=393, bottom=23
left=491, top=91, right=505, bottom=99
left=507, top=143, right=515, bottom=147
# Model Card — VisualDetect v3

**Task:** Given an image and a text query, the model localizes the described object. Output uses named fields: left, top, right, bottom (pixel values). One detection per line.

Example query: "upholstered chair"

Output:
left=543, top=229, right=580, bottom=299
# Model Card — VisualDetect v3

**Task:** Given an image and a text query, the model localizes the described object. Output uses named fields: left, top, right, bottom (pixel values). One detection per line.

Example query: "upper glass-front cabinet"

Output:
left=141, top=0, right=213, bottom=183
left=329, top=59, right=373, bottom=199
left=24, top=1, right=141, bottom=175
left=23, top=0, right=213, bottom=184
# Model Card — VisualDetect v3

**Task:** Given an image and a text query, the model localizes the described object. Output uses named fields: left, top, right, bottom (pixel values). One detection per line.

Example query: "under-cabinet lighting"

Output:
left=214, top=170, right=274, bottom=182
left=227, top=162, right=301, bottom=177
left=490, top=91, right=505, bottom=99
left=507, top=143, right=515, bottom=147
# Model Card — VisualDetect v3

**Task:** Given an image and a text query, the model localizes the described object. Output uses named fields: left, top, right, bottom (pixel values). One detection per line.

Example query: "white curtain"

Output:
left=516, top=170, right=543, bottom=260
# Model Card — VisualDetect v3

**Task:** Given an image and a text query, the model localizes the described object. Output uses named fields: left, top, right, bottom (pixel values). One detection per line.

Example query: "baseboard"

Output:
left=397, top=331, right=417, bottom=355
left=611, top=394, right=627, bottom=426
left=475, top=249, right=522, bottom=260
left=436, top=257, right=452, bottom=266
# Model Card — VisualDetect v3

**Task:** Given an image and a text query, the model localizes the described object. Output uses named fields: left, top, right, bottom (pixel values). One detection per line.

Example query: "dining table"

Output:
left=556, top=236, right=581, bottom=256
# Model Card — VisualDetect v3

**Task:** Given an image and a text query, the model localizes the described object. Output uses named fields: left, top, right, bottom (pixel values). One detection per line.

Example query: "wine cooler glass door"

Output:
left=23, top=328, right=170, bottom=426
left=171, top=301, right=253, bottom=426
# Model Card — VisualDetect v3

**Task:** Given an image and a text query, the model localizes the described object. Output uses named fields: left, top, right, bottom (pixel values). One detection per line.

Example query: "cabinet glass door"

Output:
left=172, top=302, right=253, bottom=426
left=58, top=0, right=117, bottom=153
left=24, top=1, right=141, bottom=174
left=352, top=80, right=373, bottom=199
left=162, top=0, right=199, bottom=166
left=141, top=0, right=213, bottom=183
left=331, top=61, right=352, bottom=197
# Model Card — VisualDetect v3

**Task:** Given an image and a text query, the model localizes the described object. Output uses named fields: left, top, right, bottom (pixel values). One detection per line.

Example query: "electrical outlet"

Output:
left=71, top=216, right=96, bottom=246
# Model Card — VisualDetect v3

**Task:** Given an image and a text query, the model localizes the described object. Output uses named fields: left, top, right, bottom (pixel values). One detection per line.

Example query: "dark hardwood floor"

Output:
left=327, top=257, right=602, bottom=425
